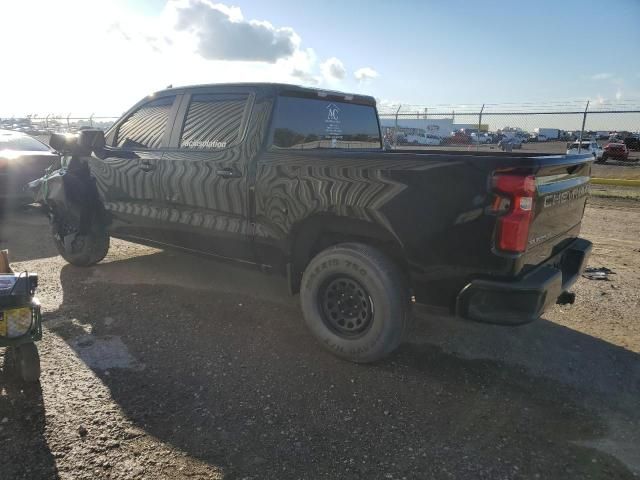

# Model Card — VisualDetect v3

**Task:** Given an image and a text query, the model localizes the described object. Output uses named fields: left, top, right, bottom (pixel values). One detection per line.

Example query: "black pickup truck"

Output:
left=35, top=83, right=593, bottom=362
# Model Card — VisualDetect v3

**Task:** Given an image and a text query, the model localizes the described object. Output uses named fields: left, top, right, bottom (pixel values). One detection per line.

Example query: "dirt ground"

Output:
left=0, top=197, right=639, bottom=480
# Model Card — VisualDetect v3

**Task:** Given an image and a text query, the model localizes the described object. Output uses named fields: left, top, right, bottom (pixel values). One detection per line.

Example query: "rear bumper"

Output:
left=456, top=238, right=592, bottom=325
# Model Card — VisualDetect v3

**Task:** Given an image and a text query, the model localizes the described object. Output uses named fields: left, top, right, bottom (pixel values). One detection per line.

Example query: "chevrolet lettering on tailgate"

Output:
left=543, top=184, right=590, bottom=209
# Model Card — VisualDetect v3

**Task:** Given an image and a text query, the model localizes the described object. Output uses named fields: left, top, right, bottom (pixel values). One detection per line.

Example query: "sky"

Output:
left=1, top=0, right=639, bottom=117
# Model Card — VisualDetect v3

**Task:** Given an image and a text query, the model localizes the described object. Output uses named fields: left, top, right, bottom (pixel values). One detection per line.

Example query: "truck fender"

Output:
left=287, top=215, right=407, bottom=294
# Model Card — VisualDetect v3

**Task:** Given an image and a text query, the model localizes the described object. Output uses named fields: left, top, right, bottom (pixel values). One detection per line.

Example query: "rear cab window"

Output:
left=272, top=95, right=381, bottom=150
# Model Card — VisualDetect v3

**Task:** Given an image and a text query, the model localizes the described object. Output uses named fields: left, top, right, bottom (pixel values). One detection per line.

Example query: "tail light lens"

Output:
left=492, top=174, right=536, bottom=253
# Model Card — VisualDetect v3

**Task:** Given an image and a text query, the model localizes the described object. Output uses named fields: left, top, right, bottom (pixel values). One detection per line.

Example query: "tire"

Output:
left=52, top=215, right=109, bottom=267
left=5, top=343, right=40, bottom=383
left=300, top=243, right=410, bottom=363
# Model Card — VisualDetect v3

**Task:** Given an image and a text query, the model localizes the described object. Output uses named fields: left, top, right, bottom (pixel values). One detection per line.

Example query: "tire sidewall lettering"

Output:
left=303, top=257, right=367, bottom=290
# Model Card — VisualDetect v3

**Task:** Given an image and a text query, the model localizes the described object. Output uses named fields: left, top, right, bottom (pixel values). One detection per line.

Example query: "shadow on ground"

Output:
left=41, top=248, right=639, bottom=479
left=0, top=364, right=58, bottom=479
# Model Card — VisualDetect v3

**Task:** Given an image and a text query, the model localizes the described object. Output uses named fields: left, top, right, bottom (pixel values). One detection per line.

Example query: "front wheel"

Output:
left=51, top=214, right=110, bottom=267
left=300, top=243, right=410, bottom=363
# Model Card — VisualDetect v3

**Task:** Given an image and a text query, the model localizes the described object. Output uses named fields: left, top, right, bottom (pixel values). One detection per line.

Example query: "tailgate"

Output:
left=524, top=155, right=592, bottom=265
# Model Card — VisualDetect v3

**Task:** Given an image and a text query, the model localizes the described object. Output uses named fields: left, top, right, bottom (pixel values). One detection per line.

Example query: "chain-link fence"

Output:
left=0, top=115, right=119, bottom=145
left=378, top=101, right=640, bottom=159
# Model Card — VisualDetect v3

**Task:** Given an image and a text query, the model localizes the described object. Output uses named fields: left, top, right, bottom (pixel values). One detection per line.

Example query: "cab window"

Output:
left=179, top=93, right=249, bottom=150
left=272, top=95, right=381, bottom=150
left=116, top=96, right=176, bottom=150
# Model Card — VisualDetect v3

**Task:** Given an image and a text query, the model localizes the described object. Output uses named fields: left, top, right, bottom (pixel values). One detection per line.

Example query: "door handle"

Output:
left=216, top=167, right=241, bottom=178
left=139, top=160, right=156, bottom=172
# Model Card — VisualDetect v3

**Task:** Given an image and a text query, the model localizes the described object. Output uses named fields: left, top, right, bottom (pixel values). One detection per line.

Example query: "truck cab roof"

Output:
left=151, top=82, right=377, bottom=107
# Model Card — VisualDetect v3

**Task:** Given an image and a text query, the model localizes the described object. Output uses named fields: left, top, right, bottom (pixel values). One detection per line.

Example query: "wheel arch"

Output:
left=287, top=214, right=408, bottom=294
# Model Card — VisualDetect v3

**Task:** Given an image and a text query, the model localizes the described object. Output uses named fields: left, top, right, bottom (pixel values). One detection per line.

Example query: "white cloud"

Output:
left=291, top=69, right=320, bottom=86
left=320, top=57, right=346, bottom=81
left=591, top=73, right=614, bottom=81
left=615, top=89, right=622, bottom=100
left=0, top=1, right=381, bottom=115
left=354, top=67, right=379, bottom=83
left=173, top=0, right=299, bottom=63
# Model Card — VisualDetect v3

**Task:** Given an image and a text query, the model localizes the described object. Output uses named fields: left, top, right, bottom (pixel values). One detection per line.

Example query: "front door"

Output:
left=90, top=94, right=180, bottom=242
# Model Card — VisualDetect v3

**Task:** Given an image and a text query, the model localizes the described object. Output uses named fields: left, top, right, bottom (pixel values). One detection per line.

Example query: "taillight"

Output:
left=491, top=174, right=536, bottom=253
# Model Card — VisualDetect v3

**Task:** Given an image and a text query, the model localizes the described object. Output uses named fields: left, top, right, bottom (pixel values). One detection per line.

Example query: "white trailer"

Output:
left=534, top=128, right=560, bottom=140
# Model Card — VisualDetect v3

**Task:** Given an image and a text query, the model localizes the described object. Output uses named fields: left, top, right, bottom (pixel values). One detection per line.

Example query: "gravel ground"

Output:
left=0, top=197, right=639, bottom=480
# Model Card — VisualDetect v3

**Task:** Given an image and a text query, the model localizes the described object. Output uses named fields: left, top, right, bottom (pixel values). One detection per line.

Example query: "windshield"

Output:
left=0, top=134, right=49, bottom=151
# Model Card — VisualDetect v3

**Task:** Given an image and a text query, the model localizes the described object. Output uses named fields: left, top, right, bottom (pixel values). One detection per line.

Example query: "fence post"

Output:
left=424, top=107, right=428, bottom=120
left=66, top=113, right=71, bottom=130
left=45, top=114, right=50, bottom=130
left=477, top=104, right=485, bottom=152
left=578, top=100, right=589, bottom=153
left=393, top=105, right=401, bottom=150
left=89, top=114, right=94, bottom=128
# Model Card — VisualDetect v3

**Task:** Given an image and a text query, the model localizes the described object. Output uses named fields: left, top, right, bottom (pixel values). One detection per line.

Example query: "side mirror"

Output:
left=78, top=129, right=105, bottom=153
left=48, top=129, right=105, bottom=156
left=49, top=132, right=71, bottom=153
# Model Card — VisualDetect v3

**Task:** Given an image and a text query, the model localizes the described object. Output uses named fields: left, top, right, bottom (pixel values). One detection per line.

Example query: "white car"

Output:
left=405, top=132, right=442, bottom=146
left=470, top=132, right=491, bottom=144
left=566, top=141, right=603, bottom=161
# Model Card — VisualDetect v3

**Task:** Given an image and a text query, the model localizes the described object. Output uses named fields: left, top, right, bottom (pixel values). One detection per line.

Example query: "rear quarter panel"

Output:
left=254, top=150, right=522, bottom=305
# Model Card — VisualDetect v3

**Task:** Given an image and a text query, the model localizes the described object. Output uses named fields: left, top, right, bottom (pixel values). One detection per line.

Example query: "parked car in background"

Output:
left=566, top=140, right=603, bottom=162
left=405, top=131, right=442, bottom=146
left=470, top=132, right=491, bottom=144
left=602, top=143, right=631, bottom=162
left=0, top=129, right=59, bottom=207
left=445, top=131, right=472, bottom=145
left=623, top=135, right=640, bottom=152
left=498, top=137, right=522, bottom=150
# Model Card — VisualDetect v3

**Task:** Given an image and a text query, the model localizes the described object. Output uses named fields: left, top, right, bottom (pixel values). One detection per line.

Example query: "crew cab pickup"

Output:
left=35, top=83, right=593, bottom=362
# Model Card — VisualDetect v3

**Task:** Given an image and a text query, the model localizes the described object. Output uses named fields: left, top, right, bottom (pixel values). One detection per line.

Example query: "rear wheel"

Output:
left=300, top=243, right=410, bottom=363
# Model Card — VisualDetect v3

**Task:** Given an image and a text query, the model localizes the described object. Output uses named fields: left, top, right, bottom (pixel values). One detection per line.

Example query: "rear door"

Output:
left=157, top=87, right=255, bottom=261
left=90, top=93, right=180, bottom=241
